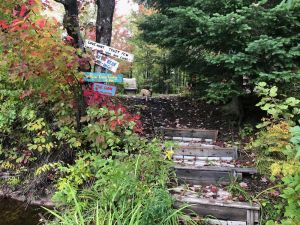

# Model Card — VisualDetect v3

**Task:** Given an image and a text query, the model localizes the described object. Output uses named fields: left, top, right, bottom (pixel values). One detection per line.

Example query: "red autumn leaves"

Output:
left=0, top=2, right=47, bottom=32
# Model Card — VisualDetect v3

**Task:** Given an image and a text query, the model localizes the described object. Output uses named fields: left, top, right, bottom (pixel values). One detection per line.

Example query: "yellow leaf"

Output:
left=37, top=146, right=43, bottom=152
left=164, top=150, right=174, bottom=160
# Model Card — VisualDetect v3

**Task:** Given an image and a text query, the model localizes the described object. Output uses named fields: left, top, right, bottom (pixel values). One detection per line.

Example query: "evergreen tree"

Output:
left=138, top=0, right=300, bottom=102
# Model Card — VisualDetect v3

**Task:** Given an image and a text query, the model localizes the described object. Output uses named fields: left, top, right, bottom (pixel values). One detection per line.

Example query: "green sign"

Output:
left=84, top=73, right=123, bottom=83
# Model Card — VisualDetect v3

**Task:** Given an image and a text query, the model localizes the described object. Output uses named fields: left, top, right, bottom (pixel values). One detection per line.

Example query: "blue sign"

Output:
left=93, top=83, right=117, bottom=96
left=84, top=72, right=123, bottom=83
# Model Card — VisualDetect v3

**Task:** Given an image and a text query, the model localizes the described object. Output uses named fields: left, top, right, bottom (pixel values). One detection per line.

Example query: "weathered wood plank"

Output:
left=174, top=165, right=257, bottom=174
left=163, top=128, right=218, bottom=141
left=173, top=155, right=234, bottom=161
left=174, top=146, right=238, bottom=159
left=175, top=168, right=242, bottom=185
left=207, top=219, right=246, bottom=225
left=174, top=195, right=260, bottom=222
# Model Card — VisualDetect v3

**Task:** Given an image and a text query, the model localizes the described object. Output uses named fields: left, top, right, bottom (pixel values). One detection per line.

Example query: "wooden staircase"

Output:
left=162, top=128, right=260, bottom=225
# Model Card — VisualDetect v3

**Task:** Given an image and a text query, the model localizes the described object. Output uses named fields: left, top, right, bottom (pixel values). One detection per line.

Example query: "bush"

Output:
left=250, top=83, right=300, bottom=224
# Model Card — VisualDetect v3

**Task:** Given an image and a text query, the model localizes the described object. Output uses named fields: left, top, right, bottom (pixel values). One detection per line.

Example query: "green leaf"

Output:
left=269, top=86, right=278, bottom=97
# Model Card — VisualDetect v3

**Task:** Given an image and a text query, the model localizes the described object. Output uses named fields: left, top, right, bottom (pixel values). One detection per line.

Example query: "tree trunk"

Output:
left=54, top=0, right=86, bottom=131
left=55, top=0, right=84, bottom=50
left=95, top=0, right=115, bottom=72
left=95, top=0, right=115, bottom=45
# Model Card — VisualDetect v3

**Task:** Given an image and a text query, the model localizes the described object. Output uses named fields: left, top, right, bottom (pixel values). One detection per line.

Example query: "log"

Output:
left=0, top=190, right=54, bottom=208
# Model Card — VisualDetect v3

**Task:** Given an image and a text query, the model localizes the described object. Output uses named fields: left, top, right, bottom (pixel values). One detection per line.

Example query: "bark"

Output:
left=55, top=0, right=86, bottom=131
left=95, top=0, right=115, bottom=45
left=54, top=0, right=84, bottom=50
left=95, top=0, right=115, bottom=72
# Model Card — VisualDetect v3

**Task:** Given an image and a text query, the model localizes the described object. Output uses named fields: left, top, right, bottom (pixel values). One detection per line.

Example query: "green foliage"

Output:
left=250, top=84, right=300, bottom=224
left=0, top=1, right=195, bottom=224
left=81, top=107, right=145, bottom=156
left=204, top=81, right=240, bottom=104
left=49, top=150, right=194, bottom=224
left=227, top=178, right=251, bottom=202
left=138, top=0, right=300, bottom=98
left=131, top=17, right=188, bottom=94
left=239, top=123, right=254, bottom=139
left=255, top=82, right=300, bottom=125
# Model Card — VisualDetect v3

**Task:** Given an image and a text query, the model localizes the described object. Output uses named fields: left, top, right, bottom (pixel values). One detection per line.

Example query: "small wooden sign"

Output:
left=93, top=83, right=117, bottom=96
left=85, top=39, right=134, bottom=62
left=95, top=53, right=119, bottom=73
left=123, top=78, right=137, bottom=90
left=84, top=72, right=123, bottom=83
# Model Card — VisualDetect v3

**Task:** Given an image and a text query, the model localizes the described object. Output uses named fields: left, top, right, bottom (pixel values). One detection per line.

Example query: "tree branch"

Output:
left=53, top=0, right=66, bottom=5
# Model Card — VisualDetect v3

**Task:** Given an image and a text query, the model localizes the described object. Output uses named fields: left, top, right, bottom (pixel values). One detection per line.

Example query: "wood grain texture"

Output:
left=174, top=146, right=238, bottom=159
left=163, top=128, right=218, bottom=141
left=174, top=195, right=260, bottom=222
left=175, top=168, right=242, bottom=185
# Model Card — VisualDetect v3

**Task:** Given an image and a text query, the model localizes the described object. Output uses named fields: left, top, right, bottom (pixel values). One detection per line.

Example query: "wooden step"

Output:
left=174, top=146, right=238, bottom=159
left=163, top=128, right=218, bottom=142
left=207, top=219, right=246, bottom=225
left=174, top=165, right=257, bottom=185
left=174, top=195, right=260, bottom=225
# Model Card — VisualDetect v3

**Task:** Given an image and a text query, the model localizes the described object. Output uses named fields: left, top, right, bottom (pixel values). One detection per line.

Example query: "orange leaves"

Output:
left=0, top=20, right=9, bottom=29
left=9, top=18, right=25, bottom=32
left=2, top=1, right=81, bottom=107
left=35, top=18, right=47, bottom=29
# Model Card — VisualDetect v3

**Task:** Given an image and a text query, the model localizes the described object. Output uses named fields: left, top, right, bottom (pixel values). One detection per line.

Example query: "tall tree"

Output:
left=94, top=0, right=115, bottom=72
left=54, top=0, right=84, bottom=50
left=95, top=0, right=115, bottom=45
left=138, top=0, right=300, bottom=102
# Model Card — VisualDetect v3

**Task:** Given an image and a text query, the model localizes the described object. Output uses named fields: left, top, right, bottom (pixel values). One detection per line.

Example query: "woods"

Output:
left=0, top=0, right=300, bottom=224
left=137, top=0, right=300, bottom=101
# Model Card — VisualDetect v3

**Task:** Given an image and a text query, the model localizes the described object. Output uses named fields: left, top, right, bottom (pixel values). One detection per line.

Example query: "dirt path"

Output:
left=118, top=96, right=247, bottom=141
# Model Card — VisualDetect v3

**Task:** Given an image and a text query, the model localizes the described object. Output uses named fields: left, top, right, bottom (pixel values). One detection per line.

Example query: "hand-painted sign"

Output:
left=84, top=72, right=123, bottom=83
left=85, top=39, right=134, bottom=62
left=95, top=53, right=119, bottom=73
left=93, top=83, right=117, bottom=96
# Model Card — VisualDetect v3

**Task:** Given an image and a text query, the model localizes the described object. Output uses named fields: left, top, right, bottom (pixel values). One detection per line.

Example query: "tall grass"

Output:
left=44, top=184, right=197, bottom=225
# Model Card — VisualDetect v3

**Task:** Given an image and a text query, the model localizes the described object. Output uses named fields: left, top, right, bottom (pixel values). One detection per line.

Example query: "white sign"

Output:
left=85, top=39, right=134, bottom=63
left=95, top=53, right=119, bottom=73
left=123, top=78, right=137, bottom=90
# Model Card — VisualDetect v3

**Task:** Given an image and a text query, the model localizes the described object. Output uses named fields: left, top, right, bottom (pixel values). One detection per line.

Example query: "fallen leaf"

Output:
left=210, top=185, right=218, bottom=193
left=239, top=182, right=248, bottom=189
left=261, top=177, right=268, bottom=183
left=36, top=18, right=46, bottom=29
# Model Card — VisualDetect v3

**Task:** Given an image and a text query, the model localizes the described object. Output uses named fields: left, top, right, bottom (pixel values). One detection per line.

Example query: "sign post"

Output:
left=84, top=39, right=135, bottom=97
left=85, top=39, right=134, bottom=63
